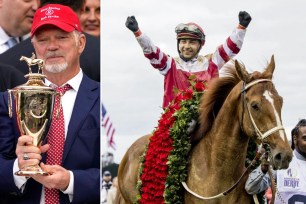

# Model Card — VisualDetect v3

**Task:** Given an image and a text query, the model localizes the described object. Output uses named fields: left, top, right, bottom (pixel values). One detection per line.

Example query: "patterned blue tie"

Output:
left=6, top=38, right=17, bottom=48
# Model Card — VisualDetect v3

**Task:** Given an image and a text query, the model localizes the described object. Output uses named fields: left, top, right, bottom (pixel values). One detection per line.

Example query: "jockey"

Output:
left=126, top=11, right=252, bottom=108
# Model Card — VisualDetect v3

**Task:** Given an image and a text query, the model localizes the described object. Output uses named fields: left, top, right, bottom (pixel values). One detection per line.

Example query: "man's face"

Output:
left=178, top=39, right=201, bottom=60
left=0, top=0, right=39, bottom=36
left=294, top=126, right=306, bottom=157
left=103, top=175, right=112, bottom=182
left=32, top=25, right=85, bottom=74
left=80, top=0, right=100, bottom=37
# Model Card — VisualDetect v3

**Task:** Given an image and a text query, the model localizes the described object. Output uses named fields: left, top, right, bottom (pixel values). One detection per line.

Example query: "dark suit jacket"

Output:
left=0, top=33, right=100, bottom=82
left=0, top=63, right=27, bottom=92
left=0, top=74, right=100, bottom=204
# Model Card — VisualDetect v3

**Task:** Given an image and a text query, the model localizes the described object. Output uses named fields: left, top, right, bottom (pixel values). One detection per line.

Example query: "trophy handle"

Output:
left=21, top=119, right=48, bottom=146
left=7, top=90, right=13, bottom=118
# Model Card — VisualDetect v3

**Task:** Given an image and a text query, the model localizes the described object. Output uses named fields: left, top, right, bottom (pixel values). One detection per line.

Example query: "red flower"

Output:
left=171, top=101, right=181, bottom=111
left=174, top=91, right=184, bottom=103
left=184, top=88, right=193, bottom=100
left=194, top=81, right=206, bottom=92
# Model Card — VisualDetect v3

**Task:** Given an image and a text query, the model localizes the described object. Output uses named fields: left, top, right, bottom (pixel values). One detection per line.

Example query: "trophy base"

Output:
left=15, top=165, right=49, bottom=176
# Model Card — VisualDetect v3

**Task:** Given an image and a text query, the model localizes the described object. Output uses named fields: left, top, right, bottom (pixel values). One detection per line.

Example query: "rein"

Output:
left=268, top=167, right=276, bottom=204
left=182, top=79, right=284, bottom=201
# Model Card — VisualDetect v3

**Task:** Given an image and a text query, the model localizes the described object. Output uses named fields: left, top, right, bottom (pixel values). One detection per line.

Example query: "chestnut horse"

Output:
left=117, top=56, right=293, bottom=204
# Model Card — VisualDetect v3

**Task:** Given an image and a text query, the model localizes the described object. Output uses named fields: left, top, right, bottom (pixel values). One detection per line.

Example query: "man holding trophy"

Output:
left=0, top=4, right=100, bottom=204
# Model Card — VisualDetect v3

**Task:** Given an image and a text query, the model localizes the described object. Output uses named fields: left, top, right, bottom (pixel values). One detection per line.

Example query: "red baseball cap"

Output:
left=31, top=4, right=82, bottom=36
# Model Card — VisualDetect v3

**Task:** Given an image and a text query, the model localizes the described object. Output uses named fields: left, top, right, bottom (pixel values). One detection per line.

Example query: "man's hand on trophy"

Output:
left=31, top=163, right=70, bottom=191
left=16, top=135, right=49, bottom=169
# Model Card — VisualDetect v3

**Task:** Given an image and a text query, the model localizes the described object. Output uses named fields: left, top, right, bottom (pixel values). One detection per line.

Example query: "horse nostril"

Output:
left=275, top=153, right=282, bottom=161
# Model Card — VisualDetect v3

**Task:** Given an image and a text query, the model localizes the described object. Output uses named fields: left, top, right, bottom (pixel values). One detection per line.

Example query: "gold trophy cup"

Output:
left=8, top=53, right=57, bottom=176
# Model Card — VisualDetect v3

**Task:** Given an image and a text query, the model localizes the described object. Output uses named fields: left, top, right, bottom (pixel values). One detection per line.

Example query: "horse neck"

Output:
left=191, top=91, right=249, bottom=180
left=209, top=105, right=249, bottom=172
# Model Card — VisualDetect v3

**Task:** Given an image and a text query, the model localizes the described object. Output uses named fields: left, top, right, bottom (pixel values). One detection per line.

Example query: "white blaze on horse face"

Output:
left=263, top=90, right=285, bottom=141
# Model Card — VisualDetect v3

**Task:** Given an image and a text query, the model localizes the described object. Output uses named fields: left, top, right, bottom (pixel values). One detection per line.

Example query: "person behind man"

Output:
left=0, top=4, right=100, bottom=203
left=0, top=0, right=100, bottom=82
left=101, top=171, right=112, bottom=204
left=0, top=63, right=26, bottom=92
left=245, top=119, right=306, bottom=203
left=125, top=12, right=251, bottom=108
left=80, top=0, right=100, bottom=37
left=0, top=0, right=39, bottom=54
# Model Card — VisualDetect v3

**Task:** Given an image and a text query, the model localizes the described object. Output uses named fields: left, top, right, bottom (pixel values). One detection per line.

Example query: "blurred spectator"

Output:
left=0, top=0, right=100, bottom=82
left=102, top=151, right=114, bottom=167
left=101, top=171, right=112, bottom=204
left=102, top=152, right=119, bottom=179
left=107, top=177, right=118, bottom=204
left=0, top=0, right=38, bottom=54
left=80, top=0, right=100, bottom=37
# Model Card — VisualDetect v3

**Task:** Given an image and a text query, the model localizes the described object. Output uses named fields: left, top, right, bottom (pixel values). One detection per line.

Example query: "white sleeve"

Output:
left=13, top=159, right=28, bottom=192
left=136, top=33, right=158, bottom=54
left=245, top=165, right=275, bottom=194
left=135, top=33, right=173, bottom=75
left=61, top=170, right=74, bottom=202
left=211, top=27, right=247, bottom=70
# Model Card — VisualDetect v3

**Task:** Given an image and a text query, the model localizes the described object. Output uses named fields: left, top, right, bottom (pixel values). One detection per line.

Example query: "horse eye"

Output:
left=251, top=103, right=260, bottom=111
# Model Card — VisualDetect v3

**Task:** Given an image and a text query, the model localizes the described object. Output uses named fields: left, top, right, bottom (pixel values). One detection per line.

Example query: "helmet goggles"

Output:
left=175, top=23, right=205, bottom=45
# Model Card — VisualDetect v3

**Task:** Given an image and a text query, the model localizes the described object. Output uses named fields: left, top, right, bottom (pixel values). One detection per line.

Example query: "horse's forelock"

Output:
left=249, top=71, right=262, bottom=80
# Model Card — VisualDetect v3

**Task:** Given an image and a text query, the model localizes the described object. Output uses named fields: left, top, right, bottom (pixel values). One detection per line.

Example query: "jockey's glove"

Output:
left=125, top=16, right=139, bottom=32
left=238, top=11, right=252, bottom=28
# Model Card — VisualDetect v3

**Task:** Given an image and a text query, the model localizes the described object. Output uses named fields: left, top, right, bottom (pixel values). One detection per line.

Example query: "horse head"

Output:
left=236, top=55, right=292, bottom=170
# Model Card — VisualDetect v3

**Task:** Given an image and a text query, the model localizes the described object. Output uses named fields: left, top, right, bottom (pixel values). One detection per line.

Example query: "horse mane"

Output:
left=197, top=63, right=240, bottom=139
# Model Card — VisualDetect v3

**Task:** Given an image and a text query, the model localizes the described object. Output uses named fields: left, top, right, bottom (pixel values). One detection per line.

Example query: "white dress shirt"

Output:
left=0, top=26, right=19, bottom=54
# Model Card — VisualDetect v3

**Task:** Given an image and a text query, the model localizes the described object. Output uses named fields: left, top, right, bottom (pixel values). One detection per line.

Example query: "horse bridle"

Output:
left=182, top=79, right=285, bottom=200
left=240, top=79, right=284, bottom=142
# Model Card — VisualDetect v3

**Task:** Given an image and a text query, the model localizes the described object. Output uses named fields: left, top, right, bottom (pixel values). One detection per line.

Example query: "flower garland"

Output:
left=135, top=78, right=205, bottom=204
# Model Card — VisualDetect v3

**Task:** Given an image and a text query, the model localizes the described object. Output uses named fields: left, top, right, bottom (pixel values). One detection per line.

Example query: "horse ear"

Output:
left=263, top=55, right=275, bottom=79
left=235, top=60, right=251, bottom=83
